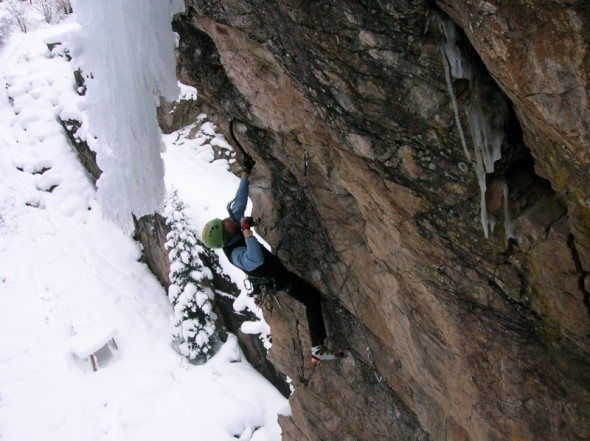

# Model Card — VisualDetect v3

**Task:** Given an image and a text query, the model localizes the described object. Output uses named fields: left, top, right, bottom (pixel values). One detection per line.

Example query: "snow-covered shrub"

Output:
left=55, top=0, right=72, bottom=16
left=2, top=0, right=27, bottom=33
left=0, top=16, right=12, bottom=40
left=32, top=0, right=56, bottom=24
left=165, top=191, right=218, bottom=362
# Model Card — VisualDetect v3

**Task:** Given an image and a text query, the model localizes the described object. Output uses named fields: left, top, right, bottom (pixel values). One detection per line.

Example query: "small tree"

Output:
left=3, top=0, right=27, bottom=33
left=0, top=16, right=12, bottom=41
left=165, top=192, right=218, bottom=362
left=55, top=0, right=72, bottom=16
left=32, top=0, right=56, bottom=24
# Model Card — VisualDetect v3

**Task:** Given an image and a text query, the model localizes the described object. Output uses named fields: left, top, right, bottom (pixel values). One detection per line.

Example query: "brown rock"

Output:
left=173, top=1, right=590, bottom=440
left=436, top=0, right=590, bottom=269
left=59, top=118, right=102, bottom=185
left=132, top=213, right=171, bottom=288
left=157, top=96, right=201, bottom=134
left=526, top=218, right=589, bottom=340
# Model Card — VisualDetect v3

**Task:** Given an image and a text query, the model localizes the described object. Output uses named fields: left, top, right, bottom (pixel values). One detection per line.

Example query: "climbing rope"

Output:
left=229, top=118, right=386, bottom=383
left=289, top=145, right=385, bottom=383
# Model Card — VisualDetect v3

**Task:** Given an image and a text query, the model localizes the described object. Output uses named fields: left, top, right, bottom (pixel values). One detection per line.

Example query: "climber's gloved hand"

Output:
left=242, top=154, right=256, bottom=173
left=240, top=216, right=254, bottom=231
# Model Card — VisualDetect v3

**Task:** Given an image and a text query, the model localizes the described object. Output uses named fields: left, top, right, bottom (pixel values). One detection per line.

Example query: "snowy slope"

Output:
left=0, top=7, right=287, bottom=441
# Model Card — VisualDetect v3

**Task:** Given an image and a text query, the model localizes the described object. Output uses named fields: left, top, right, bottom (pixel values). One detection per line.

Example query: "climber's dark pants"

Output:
left=275, top=271, right=327, bottom=347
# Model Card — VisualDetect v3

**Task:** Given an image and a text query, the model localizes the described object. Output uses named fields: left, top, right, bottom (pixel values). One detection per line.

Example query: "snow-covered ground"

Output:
left=0, top=4, right=287, bottom=441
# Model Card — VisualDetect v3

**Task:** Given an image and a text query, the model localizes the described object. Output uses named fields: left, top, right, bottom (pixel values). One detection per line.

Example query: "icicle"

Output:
left=439, top=18, right=471, bottom=80
left=502, top=180, right=513, bottom=242
left=467, top=77, right=505, bottom=235
left=473, top=150, right=490, bottom=238
left=440, top=46, right=471, bottom=161
left=437, top=15, right=507, bottom=238
left=466, top=78, right=503, bottom=174
left=437, top=16, right=472, bottom=161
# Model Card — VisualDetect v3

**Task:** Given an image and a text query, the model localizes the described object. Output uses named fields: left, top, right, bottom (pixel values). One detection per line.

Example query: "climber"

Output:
left=201, top=154, right=342, bottom=362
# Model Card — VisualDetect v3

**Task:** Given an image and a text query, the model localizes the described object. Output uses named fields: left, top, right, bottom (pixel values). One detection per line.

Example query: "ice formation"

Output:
left=438, top=18, right=471, bottom=161
left=69, top=0, right=184, bottom=229
left=467, top=77, right=505, bottom=237
left=438, top=16, right=506, bottom=238
left=502, top=180, right=513, bottom=242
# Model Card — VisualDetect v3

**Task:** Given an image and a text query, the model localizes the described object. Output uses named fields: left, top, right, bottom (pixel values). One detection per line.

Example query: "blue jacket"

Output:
left=227, top=178, right=264, bottom=271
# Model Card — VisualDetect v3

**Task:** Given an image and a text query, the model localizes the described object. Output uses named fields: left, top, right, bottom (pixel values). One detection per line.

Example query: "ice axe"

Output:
left=226, top=118, right=260, bottom=225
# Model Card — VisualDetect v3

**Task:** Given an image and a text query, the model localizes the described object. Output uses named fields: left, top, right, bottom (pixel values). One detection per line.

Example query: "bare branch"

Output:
left=2, top=0, right=27, bottom=33
left=32, top=0, right=56, bottom=24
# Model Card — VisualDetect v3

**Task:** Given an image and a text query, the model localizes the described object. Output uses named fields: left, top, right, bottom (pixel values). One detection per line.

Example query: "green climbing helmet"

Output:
left=202, top=218, right=225, bottom=249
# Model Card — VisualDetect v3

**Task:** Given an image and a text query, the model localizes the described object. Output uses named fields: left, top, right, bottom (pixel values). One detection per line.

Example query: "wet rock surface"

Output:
left=59, top=118, right=102, bottom=184
left=133, top=213, right=172, bottom=287
left=173, top=1, right=589, bottom=439
left=157, top=96, right=201, bottom=134
left=436, top=0, right=590, bottom=269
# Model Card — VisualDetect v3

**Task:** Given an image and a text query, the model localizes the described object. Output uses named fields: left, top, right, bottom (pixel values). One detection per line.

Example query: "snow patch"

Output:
left=0, top=6, right=287, bottom=441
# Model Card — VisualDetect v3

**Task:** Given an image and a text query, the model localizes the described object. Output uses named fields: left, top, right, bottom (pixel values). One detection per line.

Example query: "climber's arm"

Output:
left=229, top=174, right=250, bottom=221
left=230, top=235, right=264, bottom=271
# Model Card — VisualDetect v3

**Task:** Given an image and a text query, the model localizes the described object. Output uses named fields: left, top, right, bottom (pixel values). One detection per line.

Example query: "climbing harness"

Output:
left=244, top=275, right=282, bottom=311
left=245, top=274, right=275, bottom=289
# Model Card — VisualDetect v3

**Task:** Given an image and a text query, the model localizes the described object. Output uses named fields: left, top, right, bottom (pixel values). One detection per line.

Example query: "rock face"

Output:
left=436, top=0, right=590, bottom=268
left=156, top=96, right=201, bottom=134
left=173, top=1, right=589, bottom=440
left=59, top=117, right=102, bottom=184
left=133, top=213, right=172, bottom=287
